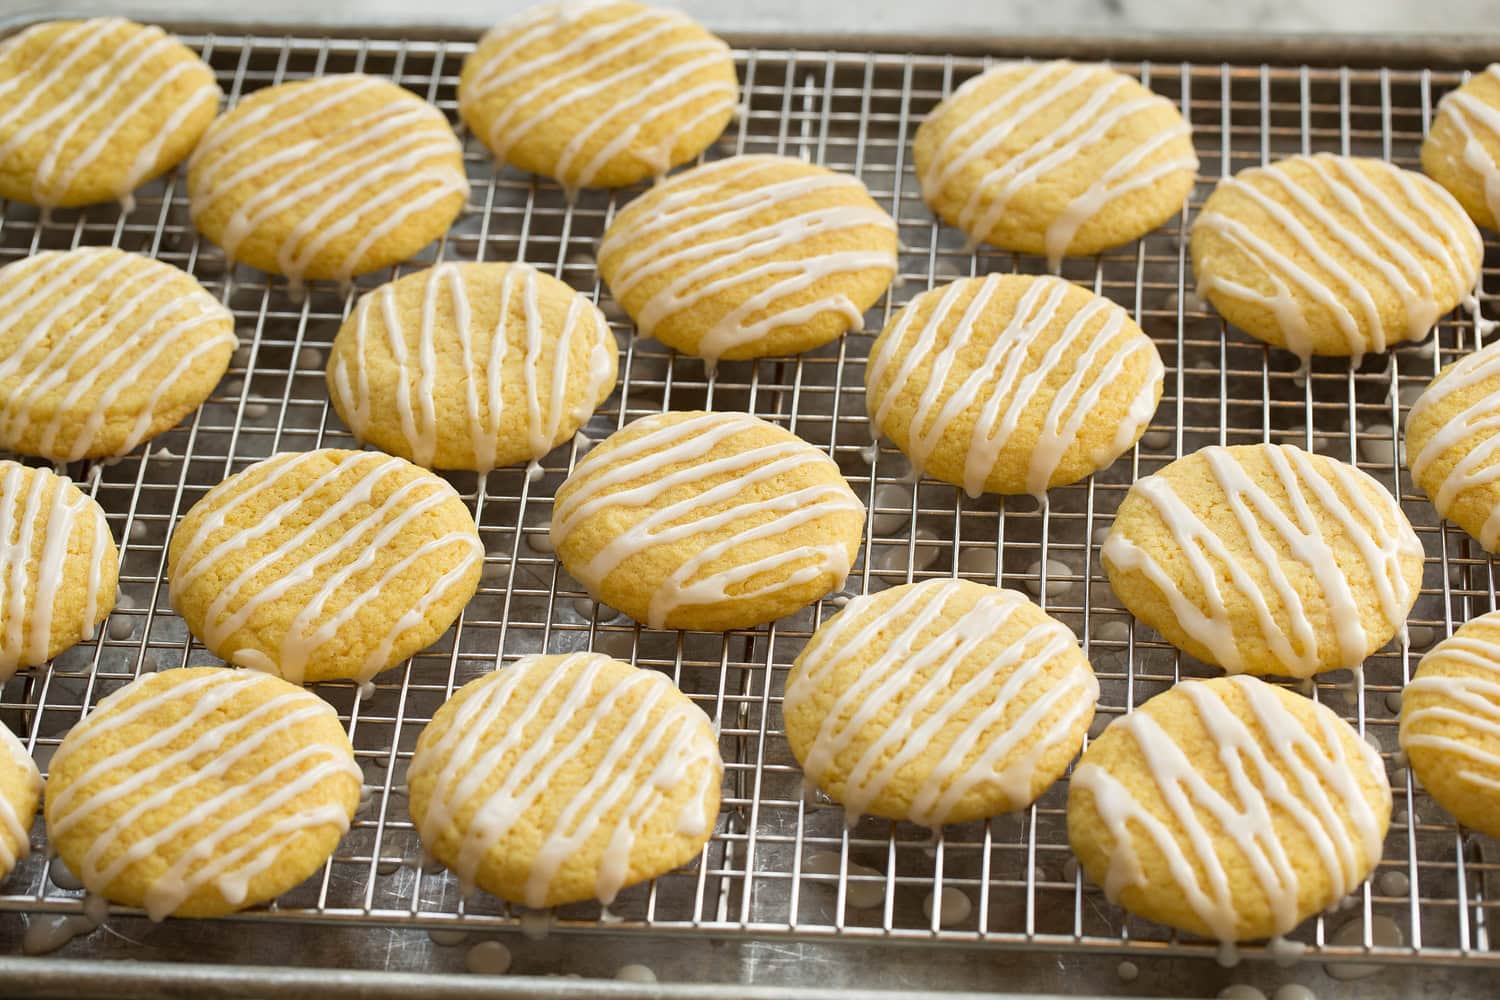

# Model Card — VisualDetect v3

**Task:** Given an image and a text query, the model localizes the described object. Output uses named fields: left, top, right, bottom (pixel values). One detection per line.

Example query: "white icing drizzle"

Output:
left=1400, top=612, right=1500, bottom=791
left=0, top=723, right=40, bottom=876
left=1407, top=339, right=1500, bottom=549
left=329, top=262, right=615, bottom=472
left=1433, top=64, right=1500, bottom=226
left=597, top=154, right=898, bottom=366
left=550, top=411, right=864, bottom=630
left=1072, top=675, right=1389, bottom=943
left=46, top=668, right=360, bottom=921
left=168, top=450, right=482, bottom=684
left=786, top=579, right=1098, bottom=827
left=866, top=273, right=1163, bottom=498
left=1102, top=444, right=1420, bottom=677
left=410, top=652, right=720, bottom=906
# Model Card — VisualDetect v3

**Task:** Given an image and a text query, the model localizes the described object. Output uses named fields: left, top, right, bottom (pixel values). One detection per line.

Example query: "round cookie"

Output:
left=596, top=154, right=898, bottom=367
left=0, top=724, right=41, bottom=882
left=1191, top=153, right=1483, bottom=364
left=1421, top=64, right=1500, bottom=231
left=167, top=449, right=482, bottom=685
left=407, top=652, right=722, bottom=907
left=45, top=666, right=361, bottom=920
left=327, top=261, right=618, bottom=473
left=1405, top=337, right=1500, bottom=551
left=187, top=74, right=468, bottom=288
left=866, top=273, right=1164, bottom=498
left=1068, top=674, right=1391, bottom=944
left=0, top=461, right=118, bottom=682
left=784, top=579, right=1098, bottom=827
left=913, top=60, right=1198, bottom=269
left=0, top=18, right=221, bottom=210
left=0, top=247, right=236, bottom=462
left=1102, top=443, right=1423, bottom=678
left=459, top=1, right=737, bottom=192
left=551, top=410, right=865, bottom=631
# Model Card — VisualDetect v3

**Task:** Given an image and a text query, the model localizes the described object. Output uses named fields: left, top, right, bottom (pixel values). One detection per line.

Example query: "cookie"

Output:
left=45, top=666, right=361, bottom=920
left=168, top=449, right=482, bottom=686
left=0, top=461, right=118, bottom=682
left=784, top=579, right=1098, bottom=827
left=407, top=652, right=722, bottom=907
left=187, top=74, right=468, bottom=288
left=596, top=154, right=898, bottom=367
left=1191, top=153, right=1483, bottom=364
left=0, top=18, right=220, bottom=210
left=459, top=0, right=737, bottom=192
left=1102, top=443, right=1423, bottom=678
left=551, top=410, right=865, bottom=632
left=0, top=724, right=41, bottom=882
left=1421, top=64, right=1500, bottom=231
left=1068, top=674, right=1391, bottom=944
left=913, top=60, right=1198, bottom=268
left=866, top=273, right=1163, bottom=498
left=327, top=261, right=618, bottom=473
left=1400, top=610, right=1500, bottom=838
left=1406, top=338, right=1500, bottom=551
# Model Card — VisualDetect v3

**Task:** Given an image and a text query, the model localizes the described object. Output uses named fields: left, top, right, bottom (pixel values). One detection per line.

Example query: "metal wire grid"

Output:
left=0, top=26, right=1494, bottom=973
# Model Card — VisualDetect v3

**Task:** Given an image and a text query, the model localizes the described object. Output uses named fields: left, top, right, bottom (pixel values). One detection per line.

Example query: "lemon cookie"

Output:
left=0, top=725, right=41, bottom=881
left=45, top=666, right=361, bottom=920
left=551, top=410, right=865, bottom=632
left=0, top=461, right=118, bottom=682
left=785, top=579, right=1098, bottom=827
left=1422, top=64, right=1500, bottom=231
left=1406, top=338, right=1500, bottom=551
left=1103, top=443, right=1422, bottom=678
left=168, top=449, right=482, bottom=686
left=866, top=273, right=1163, bottom=498
left=1068, top=674, right=1391, bottom=944
left=327, top=261, right=617, bottom=473
left=459, top=1, right=737, bottom=192
left=596, top=154, right=898, bottom=367
left=0, top=18, right=220, bottom=210
left=187, top=74, right=468, bottom=288
left=408, top=652, right=722, bottom=907
left=1191, top=153, right=1483, bottom=364
left=913, top=61, right=1198, bottom=269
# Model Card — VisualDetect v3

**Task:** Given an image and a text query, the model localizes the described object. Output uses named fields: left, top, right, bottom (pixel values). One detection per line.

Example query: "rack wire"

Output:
left=0, top=24, right=1497, bottom=983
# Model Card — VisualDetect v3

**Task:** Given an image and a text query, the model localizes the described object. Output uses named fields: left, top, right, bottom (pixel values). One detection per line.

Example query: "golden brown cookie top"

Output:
left=1421, top=64, right=1500, bottom=231
left=1406, top=338, right=1500, bottom=551
left=0, top=723, right=41, bottom=880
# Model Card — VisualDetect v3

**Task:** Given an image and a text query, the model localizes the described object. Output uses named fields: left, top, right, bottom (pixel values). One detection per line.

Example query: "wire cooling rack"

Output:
left=0, top=21, right=1498, bottom=995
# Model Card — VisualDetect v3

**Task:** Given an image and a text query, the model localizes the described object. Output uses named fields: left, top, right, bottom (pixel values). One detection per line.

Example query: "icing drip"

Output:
left=0, top=724, right=40, bottom=875
left=1400, top=612, right=1500, bottom=791
left=1407, top=338, right=1500, bottom=550
left=1434, top=64, right=1500, bottom=226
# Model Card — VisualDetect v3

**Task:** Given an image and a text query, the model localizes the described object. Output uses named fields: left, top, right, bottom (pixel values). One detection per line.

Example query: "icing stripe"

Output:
left=1407, top=338, right=1500, bottom=549
left=1432, top=64, right=1500, bottom=226
left=0, top=724, right=40, bottom=876
left=1400, top=613, right=1500, bottom=796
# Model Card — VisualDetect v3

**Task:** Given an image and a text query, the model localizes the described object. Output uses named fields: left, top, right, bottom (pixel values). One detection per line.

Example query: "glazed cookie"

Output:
left=1192, top=153, right=1483, bottom=364
left=1069, top=674, right=1391, bottom=945
left=1103, top=443, right=1423, bottom=678
left=168, top=449, right=483, bottom=686
left=866, top=273, right=1163, bottom=498
left=1406, top=338, right=1500, bottom=551
left=551, top=410, right=865, bottom=631
left=459, top=1, right=737, bottom=191
left=784, top=579, right=1098, bottom=827
left=327, top=261, right=618, bottom=473
left=0, top=247, right=236, bottom=462
left=187, top=74, right=468, bottom=288
left=596, top=154, right=898, bottom=367
left=0, top=18, right=221, bottom=209
left=45, top=666, right=361, bottom=920
left=0, top=461, right=118, bottom=681
left=408, top=652, right=722, bottom=907
left=1422, top=64, right=1500, bottom=231
left=913, top=60, right=1198, bottom=268
left=0, top=725, right=41, bottom=881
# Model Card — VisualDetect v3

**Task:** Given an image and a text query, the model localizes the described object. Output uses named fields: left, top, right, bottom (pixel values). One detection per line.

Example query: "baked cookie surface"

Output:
left=596, top=154, right=898, bottom=366
left=1068, top=674, right=1391, bottom=943
left=866, top=273, right=1163, bottom=498
left=187, top=74, right=468, bottom=287
left=168, top=449, right=482, bottom=685
left=327, top=261, right=617, bottom=473
left=1422, top=64, right=1500, bottom=231
left=1191, top=153, right=1482, bottom=364
left=407, top=652, right=722, bottom=907
left=913, top=60, right=1198, bottom=268
left=551, top=410, right=864, bottom=632
left=0, top=17, right=221, bottom=209
left=459, top=0, right=737, bottom=191
left=1406, top=338, right=1500, bottom=551
left=0, top=724, right=41, bottom=882
left=0, top=247, right=236, bottom=462
left=1102, top=443, right=1422, bottom=678
left=45, top=666, right=361, bottom=920
left=784, top=579, right=1098, bottom=827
